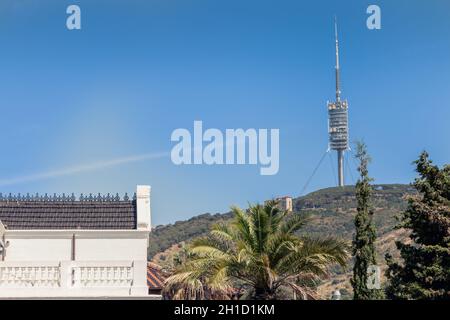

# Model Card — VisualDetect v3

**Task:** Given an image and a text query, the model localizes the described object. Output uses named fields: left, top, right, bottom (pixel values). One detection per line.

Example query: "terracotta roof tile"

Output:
left=0, top=199, right=136, bottom=230
left=147, top=262, right=165, bottom=290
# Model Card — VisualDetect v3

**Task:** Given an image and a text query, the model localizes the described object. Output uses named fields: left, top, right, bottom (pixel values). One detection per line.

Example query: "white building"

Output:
left=276, top=196, right=293, bottom=212
left=0, top=185, right=154, bottom=298
left=265, top=196, right=293, bottom=212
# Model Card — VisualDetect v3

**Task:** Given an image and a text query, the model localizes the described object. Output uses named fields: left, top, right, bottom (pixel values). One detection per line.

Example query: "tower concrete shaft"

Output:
left=337, top=150, right=344, bottom=187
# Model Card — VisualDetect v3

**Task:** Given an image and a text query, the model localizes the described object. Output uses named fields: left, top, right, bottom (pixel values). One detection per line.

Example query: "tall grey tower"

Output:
left=327, top=19, right=349, bottom=187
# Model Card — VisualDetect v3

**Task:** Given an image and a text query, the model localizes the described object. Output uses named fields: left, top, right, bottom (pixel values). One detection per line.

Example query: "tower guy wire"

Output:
left=300, top=150, right=329, bottom=196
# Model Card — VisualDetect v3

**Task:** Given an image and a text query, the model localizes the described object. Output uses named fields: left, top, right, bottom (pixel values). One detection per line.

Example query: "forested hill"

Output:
left=148, top=184, right=415, bottom=260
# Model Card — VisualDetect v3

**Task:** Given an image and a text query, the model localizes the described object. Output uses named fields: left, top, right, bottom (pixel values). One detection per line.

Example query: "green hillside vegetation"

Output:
left=148, top=212, right=232, bottom=260
left=149, top=184, right=413, bottom=259
left=297, top=184, right=413, bottom=239
left=164, top=201, right=349, bottom=300
left=149, top=184, right=415, bottom=298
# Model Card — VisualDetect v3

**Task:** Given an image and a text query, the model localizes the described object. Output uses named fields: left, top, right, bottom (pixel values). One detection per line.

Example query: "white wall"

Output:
left=4, top=230, right=148, bottom=262
left=1, top=230, right=150, bottom=297
left=0, top=260, right=151, bottom=297
left=76, top=238, right=147, bottom=261
left=6, top=238, right=72, bottom=261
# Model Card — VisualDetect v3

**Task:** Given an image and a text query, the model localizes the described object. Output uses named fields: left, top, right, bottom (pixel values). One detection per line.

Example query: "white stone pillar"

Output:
left=136, top=185, right=151, bottom=231
left=60, top=261, right=73, bottom=289
left=130, top=260, right=148, bottom=296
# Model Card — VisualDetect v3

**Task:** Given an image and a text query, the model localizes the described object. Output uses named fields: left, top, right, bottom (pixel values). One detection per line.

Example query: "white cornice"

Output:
left=4, top=229, right=149, bottom=239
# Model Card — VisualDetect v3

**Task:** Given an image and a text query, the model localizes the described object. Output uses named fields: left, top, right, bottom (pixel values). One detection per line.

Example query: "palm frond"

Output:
left=288, top=282, right=320, bottom=300
left=277, top=237, right=349, bottom=277
left=211, top=222, right=236, bottom=243
left=164, top=271, right=206, bottom=300
left=165, top=202, right=351, bottom=300
left=191, top=235, right=233, bottom=254
left=280, top=212, right=312, bottom=235
left=231, top=205, right=257, bottom=249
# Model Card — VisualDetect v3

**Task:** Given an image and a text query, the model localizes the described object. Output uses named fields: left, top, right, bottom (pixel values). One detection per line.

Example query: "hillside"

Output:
left=148, top=212, right=232, bottom=260
left=295, top=184, right=413, bottom=239
left=148, top=183, right=415, bottom=298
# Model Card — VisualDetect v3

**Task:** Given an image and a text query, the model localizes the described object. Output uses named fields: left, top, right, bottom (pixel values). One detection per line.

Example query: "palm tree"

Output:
left=164, top=201, right=350, bottom=300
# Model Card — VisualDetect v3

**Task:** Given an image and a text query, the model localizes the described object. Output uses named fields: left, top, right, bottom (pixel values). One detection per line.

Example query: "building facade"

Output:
left=276, top=196, right=293, bottom=212
left=264, top=196, right=293, bottom=212
left=0, top=185, right=153, bottom=298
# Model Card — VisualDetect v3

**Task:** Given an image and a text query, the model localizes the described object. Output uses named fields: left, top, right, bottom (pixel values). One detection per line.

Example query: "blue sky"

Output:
left=0, top=0, right=449, bottom=225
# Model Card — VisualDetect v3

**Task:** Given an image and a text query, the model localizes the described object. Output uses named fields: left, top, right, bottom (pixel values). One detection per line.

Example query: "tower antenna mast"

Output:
left=335, top=16, right=341, bottom=102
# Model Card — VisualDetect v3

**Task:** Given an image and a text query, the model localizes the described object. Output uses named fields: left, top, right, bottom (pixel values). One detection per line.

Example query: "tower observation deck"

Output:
left=328, top=19, right=349, bottom=187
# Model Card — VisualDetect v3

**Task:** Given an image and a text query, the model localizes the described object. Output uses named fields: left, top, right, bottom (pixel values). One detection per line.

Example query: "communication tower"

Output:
left=327, top=19, right=349, bottom=187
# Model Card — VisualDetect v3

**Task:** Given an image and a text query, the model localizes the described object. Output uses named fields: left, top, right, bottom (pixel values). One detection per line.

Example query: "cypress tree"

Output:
left=351, top=142, right=384, bottom=299
left=385, top=151, right=450, bottom=299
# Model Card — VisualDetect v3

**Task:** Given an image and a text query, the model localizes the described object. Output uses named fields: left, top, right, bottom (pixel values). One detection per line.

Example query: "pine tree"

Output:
left=351, top=142, right=384, bottom=299
left=385, top=151, right=450, bottom=299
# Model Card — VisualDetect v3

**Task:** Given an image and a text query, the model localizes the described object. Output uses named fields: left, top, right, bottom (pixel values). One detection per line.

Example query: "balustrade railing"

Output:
left=0, top=261, right=134, bottom=288
left=0, top=265, right=60, bottom=287
left=72, top=265, right=133, bottom=287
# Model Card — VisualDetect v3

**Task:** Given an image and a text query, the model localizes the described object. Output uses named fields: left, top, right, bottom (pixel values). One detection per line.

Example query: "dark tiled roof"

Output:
left=0, top=198, right=137, bottom=230
left=147, top=262, right=166, bottom=290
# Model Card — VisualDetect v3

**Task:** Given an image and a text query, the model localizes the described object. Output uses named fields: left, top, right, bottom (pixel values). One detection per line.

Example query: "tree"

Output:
left=385, top=151, right=450, bottom=299
left=351, top=142, right=384, bottom=299
left=164, top=201, right=350, bottom=300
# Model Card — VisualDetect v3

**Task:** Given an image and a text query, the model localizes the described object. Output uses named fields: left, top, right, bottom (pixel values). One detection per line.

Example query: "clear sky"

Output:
left=0, top=0, right=449, bottom=225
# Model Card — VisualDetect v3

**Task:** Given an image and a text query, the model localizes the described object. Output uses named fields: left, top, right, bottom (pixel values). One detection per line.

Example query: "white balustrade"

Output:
left=72, top=264, right=133, bottom=287
left=0, top=265, right=60, bottom=287
left=0, top=261, right=135, bottom=288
